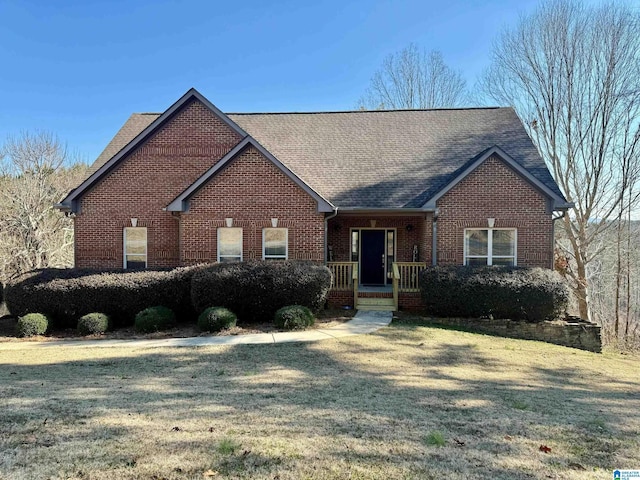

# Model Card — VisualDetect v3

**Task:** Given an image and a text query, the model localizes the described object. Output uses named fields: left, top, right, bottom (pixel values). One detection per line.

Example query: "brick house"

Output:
left=56, top=88, right=571, bottom=310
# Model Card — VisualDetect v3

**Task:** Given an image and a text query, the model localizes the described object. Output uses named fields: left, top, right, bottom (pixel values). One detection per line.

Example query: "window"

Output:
left=464, top=228, right=516, bottom=266
left=217, top=228, right=243, bottom=262
left=263, top=228, right=288, bottom=260
left=351, top=230, right=359, bottom=262
left=124, top=227, right=147, bottom=269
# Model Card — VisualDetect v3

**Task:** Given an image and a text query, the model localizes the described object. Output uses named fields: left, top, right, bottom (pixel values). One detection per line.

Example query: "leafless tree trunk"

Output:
left=0, top=131, right=87, bottom=284
left=358, top=44, right=467, bottom=109
left=479, top=0, right=640, bottom=324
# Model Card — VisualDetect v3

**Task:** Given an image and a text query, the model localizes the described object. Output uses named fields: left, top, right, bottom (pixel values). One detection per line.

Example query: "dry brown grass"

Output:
left=0, top=316, right=638, bottom=479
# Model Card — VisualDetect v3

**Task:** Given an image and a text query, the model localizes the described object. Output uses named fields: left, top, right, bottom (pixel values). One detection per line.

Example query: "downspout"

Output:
left=431, top=209, right=439, bottom=266
left=324, top=207, right=339, bottom=264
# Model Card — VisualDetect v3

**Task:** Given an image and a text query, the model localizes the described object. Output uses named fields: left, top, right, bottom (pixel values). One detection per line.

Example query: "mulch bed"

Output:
left=0, top=308, right=357, bottom=343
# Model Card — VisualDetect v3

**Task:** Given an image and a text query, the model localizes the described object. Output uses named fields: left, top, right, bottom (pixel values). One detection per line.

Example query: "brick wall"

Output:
left=75, top=98, right=243, bottom=268
left=180, top=145, right=325, bottom=263
left=327, top=215, right=432, bottom=264
left=436, top=155, right=553, bottom=268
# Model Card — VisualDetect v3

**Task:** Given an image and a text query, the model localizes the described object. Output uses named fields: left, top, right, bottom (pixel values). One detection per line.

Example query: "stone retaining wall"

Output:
left=420, top=316, right=602, bottom=353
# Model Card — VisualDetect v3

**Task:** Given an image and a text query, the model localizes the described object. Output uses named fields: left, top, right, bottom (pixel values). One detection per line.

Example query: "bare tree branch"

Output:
left=358, top=44, right=468, bottom=109
left=479, top=0, right=640, bottom=323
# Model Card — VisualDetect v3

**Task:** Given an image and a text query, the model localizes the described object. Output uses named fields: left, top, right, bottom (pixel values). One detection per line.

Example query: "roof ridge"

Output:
left=227, top=107, right=507, bottom=115
left=133, top=107, right=508, bottom=116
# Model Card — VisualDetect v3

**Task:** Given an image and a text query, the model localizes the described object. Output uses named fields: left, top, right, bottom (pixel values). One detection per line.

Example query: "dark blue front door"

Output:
left=361, top=230, right=386, bottom=285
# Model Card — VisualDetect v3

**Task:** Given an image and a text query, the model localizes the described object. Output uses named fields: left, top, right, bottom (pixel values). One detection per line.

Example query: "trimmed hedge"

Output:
left=197, top=307, right=237, bottom=332
left=77, top=312, right=110, bottom=335
left=17, top=313, right=49, bottom=337
left=134, top=306, right=176, bottom=333
left=4, top=266, right=204, bottom=327
left=419, top=266, right=570, bottom=322
left=274, top=305, right=315, bottom=330
left=191, top=261, right=331, bottom=323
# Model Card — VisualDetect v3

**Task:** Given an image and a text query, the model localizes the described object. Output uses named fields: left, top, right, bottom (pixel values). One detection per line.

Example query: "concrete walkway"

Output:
left=0, top=310, right=393, bottom=350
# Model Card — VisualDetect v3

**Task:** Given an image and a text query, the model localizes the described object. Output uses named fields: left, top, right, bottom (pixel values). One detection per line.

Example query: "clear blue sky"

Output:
left=0, top=0, right=604, bottom=163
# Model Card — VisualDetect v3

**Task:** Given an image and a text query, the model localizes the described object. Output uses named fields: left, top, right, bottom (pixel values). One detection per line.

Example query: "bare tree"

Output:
left=0, top=132, right=87, bottom=283
left=479, top=0, right=640, bottom=322
left=359, top=44, right=467, bottom=110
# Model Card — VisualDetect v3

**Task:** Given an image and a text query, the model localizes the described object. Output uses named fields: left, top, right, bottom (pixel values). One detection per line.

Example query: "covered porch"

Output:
left=325, top=212, right=434, bottom=311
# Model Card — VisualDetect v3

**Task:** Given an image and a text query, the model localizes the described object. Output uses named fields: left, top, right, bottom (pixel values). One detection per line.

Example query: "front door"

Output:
left=360, top=230, right=386, bottom=285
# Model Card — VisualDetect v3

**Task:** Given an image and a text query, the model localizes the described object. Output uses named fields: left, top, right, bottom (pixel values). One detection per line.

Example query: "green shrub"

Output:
left=419, top=266, right=570, bottom=322
left=77, top=312, right=111, bottom=335
left=274, top=305, right=315, bottom=330
left=17, top=313, right=49, bottom=337
left=4, top=265, right=204, bottom=328
left=191, top=261, right=331, bottom=323
left=134, top=306, right=176, bottom=333
left=197, top=307, right=237, bottom=332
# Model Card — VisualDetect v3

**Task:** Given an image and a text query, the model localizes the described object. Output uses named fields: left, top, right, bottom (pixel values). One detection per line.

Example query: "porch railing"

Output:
left=394, top=262, right=427, bottom=292
left=327, top=261, right=358, bottom=307
left=328, top=261, right=425, bottom=310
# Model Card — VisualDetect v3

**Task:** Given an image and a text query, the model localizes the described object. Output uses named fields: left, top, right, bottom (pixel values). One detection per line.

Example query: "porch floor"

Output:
left=358, top=285, right=393, bottom=293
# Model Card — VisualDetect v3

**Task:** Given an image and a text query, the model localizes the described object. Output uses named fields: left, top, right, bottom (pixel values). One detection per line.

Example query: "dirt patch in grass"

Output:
left=1, top=316, right=638, bottom=479
left=0, top=308, right=355, bottom=343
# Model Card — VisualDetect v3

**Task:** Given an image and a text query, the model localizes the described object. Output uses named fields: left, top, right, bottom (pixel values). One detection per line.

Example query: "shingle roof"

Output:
left=86, top=106, right=566, bottom=209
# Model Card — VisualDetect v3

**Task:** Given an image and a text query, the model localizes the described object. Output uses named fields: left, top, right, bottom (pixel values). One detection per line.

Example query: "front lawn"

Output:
left=0, top=318, right=638, bottom=479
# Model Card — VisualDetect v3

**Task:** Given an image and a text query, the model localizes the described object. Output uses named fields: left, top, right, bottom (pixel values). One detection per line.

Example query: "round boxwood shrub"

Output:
left=17, top=313, right=49, bottom=337
left=197, top=307, right=237, bottom=332
left=4, top=265, right=204, bottom=328
left=134, top=306, right=176, bottom=333
left=274, top=305, right=315, bottom=330
left=77, top=312, right=110, bottom=335
left=191, top=261, right=331, bottom=323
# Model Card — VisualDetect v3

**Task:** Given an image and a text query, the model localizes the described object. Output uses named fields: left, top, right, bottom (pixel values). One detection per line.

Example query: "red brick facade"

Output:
left=436, top=155, right=553, bottom=269
left=74, top=98, right=324, bottom=269
left=180, top=145, right=324, bottom=264
left=73, top=96, right=556, bottom=312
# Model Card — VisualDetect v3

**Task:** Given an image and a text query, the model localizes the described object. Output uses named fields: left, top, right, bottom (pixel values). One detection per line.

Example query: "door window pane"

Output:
left=351, top=230, right=359, bottom=262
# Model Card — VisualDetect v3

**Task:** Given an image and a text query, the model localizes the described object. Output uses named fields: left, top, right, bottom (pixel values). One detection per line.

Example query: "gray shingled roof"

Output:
left=87, top=107, right=565, bottom=209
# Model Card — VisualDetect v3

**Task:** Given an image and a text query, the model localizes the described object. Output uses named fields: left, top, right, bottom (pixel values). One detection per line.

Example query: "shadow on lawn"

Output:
left=0, top=326, right=638, bottom=479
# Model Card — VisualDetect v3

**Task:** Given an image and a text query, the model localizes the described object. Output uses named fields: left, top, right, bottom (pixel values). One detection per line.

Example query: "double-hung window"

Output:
left=124, top=227, right=147, bottom=269
left=464, top=228, right=516, bottom=266
left=263, top=228, right=288, bottom=260
left=217, top=228, right=243, bottom=262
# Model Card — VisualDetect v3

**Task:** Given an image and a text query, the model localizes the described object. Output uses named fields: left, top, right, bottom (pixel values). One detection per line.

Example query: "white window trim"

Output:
left=217, top=227, right=243, bottom=263
left=463, top=228, right=517, bottom=266
left=123, top=227, right=147, bottom=269
left=262, top=228, right=288, bottom=260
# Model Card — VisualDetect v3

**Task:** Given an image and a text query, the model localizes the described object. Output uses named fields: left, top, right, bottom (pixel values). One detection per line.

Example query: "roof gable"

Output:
left=58, top=90, right=571, bottom=213
left=421, top=146, right=573, bottom=210
left=57, top=88, right=248, bottom=211
left=166, top=136, right=334, bottom=213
